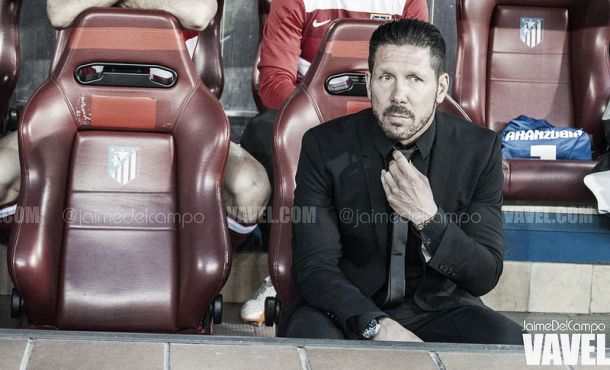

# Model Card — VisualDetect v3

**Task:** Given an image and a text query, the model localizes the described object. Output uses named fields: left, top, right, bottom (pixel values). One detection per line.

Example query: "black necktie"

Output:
left=381, top=147, right=415, bottom=308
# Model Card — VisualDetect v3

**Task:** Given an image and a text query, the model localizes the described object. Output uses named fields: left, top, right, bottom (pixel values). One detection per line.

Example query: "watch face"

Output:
left=362, top=319, right=380, bottom=339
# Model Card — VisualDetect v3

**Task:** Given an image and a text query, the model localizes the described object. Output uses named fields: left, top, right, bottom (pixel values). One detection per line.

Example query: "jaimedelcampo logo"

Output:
left=523, top=320, right=609, bottom=365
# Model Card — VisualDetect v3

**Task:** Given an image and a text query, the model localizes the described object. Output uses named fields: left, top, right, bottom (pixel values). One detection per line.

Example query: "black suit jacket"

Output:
left=288, top=108, right=505, bottom=329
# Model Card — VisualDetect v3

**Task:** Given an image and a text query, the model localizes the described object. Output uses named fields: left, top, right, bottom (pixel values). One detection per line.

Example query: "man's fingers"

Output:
left=388, top=160, right=401, bottom=177
left=380, top=170, right=389, bottom=195
left=376, top=317, right=424, bottom=342
left=388, top=161, right=421, bottom=192
left=392, top=150, right=414, bottom=176
left=381, top=169, right=399, bottom=194
left=388, top=160, right=412, bottom=187
left=392, top=150, right=425, bottom=179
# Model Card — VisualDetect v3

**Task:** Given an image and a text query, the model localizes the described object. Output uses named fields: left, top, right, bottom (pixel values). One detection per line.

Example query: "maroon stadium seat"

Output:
left=50, top=2, right=225, bottom=98
left=9, top=8, right=230, bottom=333
left=453, top=0, right=610, bottom=203
left=266, top=18, right=471, bottom=324
left=0, top=0, right=23, bottom=236
left=192, top=0, right=224, bottom=98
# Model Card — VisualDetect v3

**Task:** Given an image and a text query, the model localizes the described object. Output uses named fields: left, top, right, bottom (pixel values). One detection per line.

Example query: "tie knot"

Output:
left=394, top=146, right=416, bottom=161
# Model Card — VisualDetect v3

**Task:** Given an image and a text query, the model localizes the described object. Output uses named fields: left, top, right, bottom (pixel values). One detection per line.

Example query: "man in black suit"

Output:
left=282, top=18, right=523, bottom=344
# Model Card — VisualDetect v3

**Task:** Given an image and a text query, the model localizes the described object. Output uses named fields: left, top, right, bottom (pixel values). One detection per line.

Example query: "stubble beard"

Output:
left=374, top=95, right=438, bottom=142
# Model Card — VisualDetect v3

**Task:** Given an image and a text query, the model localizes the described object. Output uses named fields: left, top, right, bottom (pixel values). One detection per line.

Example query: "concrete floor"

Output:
left=0, top=330, right=535, bottom=370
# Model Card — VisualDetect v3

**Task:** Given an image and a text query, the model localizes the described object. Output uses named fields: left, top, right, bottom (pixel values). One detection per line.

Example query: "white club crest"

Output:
left=520, top=17, right=544, bottom=48
left=108, top=146, right=139, bottom=185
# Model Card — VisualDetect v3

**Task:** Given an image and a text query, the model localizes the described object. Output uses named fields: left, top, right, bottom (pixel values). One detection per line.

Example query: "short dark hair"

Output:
left=368, top=18, right=446, bottom=78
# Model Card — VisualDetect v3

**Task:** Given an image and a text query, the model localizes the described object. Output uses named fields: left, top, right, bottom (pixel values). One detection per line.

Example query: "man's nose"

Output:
left=390, top=81, right=410, bottom=105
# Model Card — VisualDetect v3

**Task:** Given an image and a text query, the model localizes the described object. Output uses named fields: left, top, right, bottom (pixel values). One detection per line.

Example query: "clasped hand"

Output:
left=381, top=150, right=437, bottom=226
left=374, top=318, right=423, bottom=342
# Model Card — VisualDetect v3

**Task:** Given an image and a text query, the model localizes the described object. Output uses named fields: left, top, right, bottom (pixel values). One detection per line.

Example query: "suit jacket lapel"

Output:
left=359, top=117, right=389, bottom=256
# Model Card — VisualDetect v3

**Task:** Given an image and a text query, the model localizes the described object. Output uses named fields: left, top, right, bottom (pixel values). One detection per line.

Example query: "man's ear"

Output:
left=365, top=71, right=372, bottom=100
left=436, top=72, right=449, bottom=104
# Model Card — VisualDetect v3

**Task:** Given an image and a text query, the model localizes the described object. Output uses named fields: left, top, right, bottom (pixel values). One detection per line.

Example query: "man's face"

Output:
left=366, top=44, right=448, bottom=144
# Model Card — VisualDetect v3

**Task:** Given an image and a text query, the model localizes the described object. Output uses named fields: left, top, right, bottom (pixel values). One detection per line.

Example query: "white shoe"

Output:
left=240, top=276, right=276, bottom=326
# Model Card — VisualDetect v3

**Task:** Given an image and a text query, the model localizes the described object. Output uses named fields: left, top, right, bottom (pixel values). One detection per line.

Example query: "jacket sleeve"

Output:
left=292, top=130, right=385, bottom=326
left=426, top=134, right=505, bottom=296
left=403, top=0, right=429, bottom=21
left=258, top=0, right=306, bottom=109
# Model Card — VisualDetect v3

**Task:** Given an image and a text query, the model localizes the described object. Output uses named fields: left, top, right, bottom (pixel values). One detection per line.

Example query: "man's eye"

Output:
left=380, top=74, right=392, bottom=81
left=408, top=75, right=422, bottom=82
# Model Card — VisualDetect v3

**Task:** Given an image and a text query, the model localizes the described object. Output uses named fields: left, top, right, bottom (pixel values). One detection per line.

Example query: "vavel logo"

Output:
left=523, top=321, right=610, bottom=365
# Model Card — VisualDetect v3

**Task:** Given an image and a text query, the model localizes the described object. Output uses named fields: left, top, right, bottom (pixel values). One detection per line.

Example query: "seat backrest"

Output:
left=9, top=8, right=230, bottom=332
left=0, top=0, right=23, bottom=126
left=269, top=18, right=470, bottom=306
left=251, top=0, right=272, bottom=111
left=50, top=2, right=225, bottom=99
left=192, top=0, right=225, bottom=98
left=453, top=0, right=610, bottom=151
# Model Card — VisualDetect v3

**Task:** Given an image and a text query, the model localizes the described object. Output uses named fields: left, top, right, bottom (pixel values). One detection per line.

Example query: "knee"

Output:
left=234, top=169, right=271, bottom=210
left=230, top=181, right=270, bottom=224
left=472, top=307, right=525, bottom=345
left=0, top=132, right=20, bottom=202
left=224, top=144, right=271, bottom=224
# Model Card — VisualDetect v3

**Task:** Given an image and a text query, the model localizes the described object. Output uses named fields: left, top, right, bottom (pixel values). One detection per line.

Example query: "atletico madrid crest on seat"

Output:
left=520, top=17, right=543, bottom=48
left=108, top=146, right=139, bottom=185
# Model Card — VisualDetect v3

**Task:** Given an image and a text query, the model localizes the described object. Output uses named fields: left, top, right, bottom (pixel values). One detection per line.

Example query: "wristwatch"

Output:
left=361, top=317, right=382, bottom=339
left=415, top=215, right=434, bottom=231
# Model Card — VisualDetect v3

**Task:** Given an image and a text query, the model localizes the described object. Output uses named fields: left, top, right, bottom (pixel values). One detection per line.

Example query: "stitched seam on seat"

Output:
left=171, top=81, right=199, bottom=135
left=53, top=78, right=81, bottom=131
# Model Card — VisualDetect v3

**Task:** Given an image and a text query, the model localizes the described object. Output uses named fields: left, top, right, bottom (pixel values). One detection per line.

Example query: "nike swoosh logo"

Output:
left=312, top=19, right=330, bottom=28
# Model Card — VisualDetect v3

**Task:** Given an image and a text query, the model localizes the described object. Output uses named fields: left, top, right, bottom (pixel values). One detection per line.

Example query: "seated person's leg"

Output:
left=223, top=142, right=271, bottom=248
left=407, top=305, right=524, bottom=345
left=283, top=304, right=347, bottom=339
left=0, top=131, right=20, bottom=205
left=223, top=142, right=275, bottom=325
left=240, top=109, right=277, bottom=185
left=240, top=109, right=278, bottom=253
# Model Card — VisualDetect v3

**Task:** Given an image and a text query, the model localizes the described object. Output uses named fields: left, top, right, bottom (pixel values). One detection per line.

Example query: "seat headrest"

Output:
left=298, top=19, right=381, bottom=119
left=50, top=8, right=210, bottom=132
left=58, top=7, right=192, bottom=73
left=302, top=18, right=379, bottom=89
